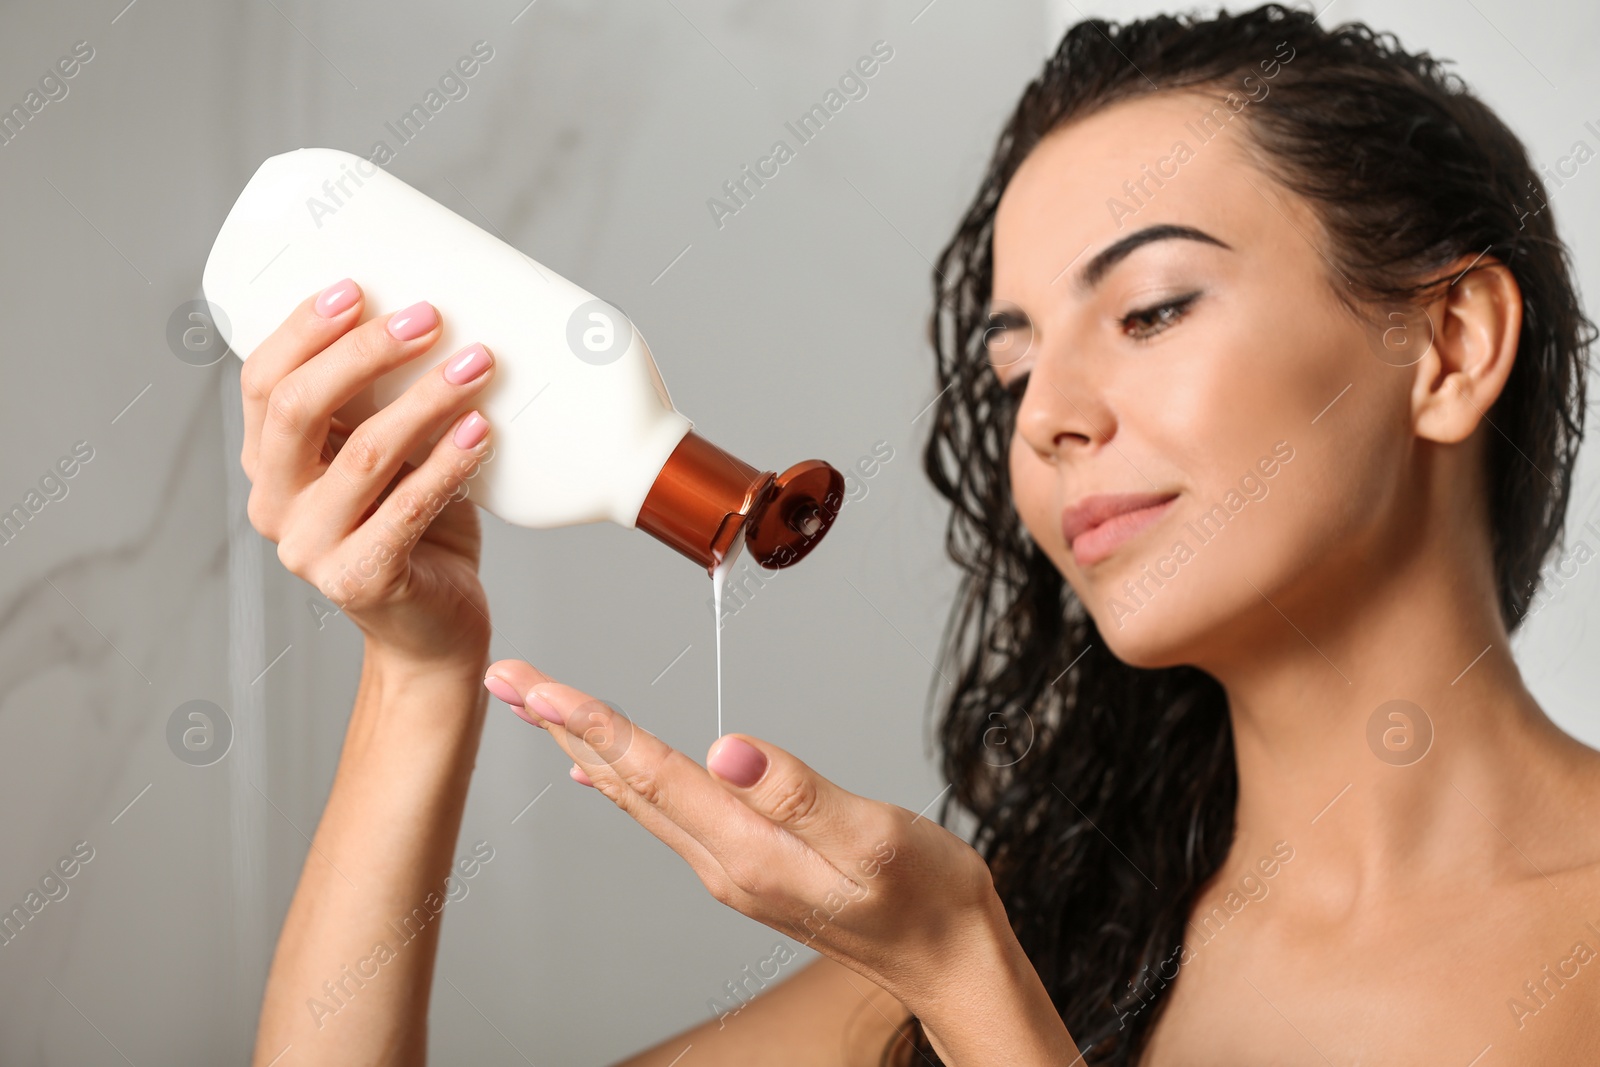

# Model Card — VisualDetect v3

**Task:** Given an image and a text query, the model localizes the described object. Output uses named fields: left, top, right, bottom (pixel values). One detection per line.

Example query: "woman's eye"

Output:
left=1119, top=292, right=1200, bottom=340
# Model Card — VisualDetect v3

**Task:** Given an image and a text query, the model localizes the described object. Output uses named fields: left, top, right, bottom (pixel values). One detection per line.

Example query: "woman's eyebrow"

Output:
left=980, top=305, right=1032, bottom=328
left=1076, top=223, right=1232, bottom=289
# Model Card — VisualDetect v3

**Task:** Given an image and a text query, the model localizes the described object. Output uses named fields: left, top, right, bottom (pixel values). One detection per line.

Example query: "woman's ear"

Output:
left=1410, top=256, right=1522, bottom=445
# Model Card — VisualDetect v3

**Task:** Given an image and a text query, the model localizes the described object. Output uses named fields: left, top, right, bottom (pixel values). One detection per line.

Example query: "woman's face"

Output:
left=991, top=90, right=1420, bottom=669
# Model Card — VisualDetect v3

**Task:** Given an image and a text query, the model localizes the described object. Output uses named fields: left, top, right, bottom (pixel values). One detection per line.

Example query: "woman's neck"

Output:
left=1201, top=537, right=1593, bottom=913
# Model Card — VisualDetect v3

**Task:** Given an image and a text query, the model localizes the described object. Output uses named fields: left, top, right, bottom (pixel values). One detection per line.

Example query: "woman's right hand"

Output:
left=239, top=277, right=498, bottom=670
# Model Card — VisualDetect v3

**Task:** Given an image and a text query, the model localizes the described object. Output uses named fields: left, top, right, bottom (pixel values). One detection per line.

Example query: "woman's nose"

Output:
left=1013, top=342, right=1113, bottom=462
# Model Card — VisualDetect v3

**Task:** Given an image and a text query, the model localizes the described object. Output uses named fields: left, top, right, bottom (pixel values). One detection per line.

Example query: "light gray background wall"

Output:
left=0, top=0, right=1594, bottom=1063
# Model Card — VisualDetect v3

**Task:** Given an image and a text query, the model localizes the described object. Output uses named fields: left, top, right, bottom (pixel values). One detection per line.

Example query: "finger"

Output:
left=308, top=409, right=490, bottom=609
left=253, top=300, right=444, bottom=506
left=323, top=421, right=406, bottom=526
left=241, top=279, right=364, bottom=479
left=483, top=663, right=729, bottom=883
left=306, top=341, right=495, bottom=535
left=483, top=659, right=557, bottom=711
left=527, top=682, right=846, bottom=901
left=707, top=734, right=881, bottom=860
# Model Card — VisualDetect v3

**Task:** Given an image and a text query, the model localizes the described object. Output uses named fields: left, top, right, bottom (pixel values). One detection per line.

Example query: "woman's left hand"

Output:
left=480, top=659, right=1011, bottom=1018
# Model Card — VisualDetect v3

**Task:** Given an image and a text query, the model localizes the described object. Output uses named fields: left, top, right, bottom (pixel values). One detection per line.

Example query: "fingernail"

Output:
left=453, top=411, right=489, bottom=450
left=569, top=763, right=594, bottom=787
left=315, top=278, right=360, bottom=318
left=388, top=301, right=438, bottom=340
left=445, top=343, right=492, bottom=385
left=709, top=736, right=767, bottom=788
left=483, top=674, right=522, bottom=707
left=526, top=688, right=565, bottom=726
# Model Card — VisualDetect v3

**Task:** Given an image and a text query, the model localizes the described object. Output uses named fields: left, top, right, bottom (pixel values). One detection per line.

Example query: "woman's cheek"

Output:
left=1009, top=440, right=1069, bottom=564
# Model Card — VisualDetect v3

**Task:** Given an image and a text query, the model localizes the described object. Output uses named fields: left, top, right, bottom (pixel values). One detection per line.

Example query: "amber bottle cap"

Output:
left=635, top=430, right=845, bottom=577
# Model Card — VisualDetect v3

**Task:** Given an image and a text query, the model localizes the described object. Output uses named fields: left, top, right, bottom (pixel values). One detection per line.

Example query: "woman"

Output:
left=244, top=4, right=1598, bottom=1064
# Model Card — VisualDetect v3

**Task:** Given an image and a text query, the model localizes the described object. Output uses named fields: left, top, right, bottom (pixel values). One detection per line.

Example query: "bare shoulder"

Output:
left=1480, top=738, right=1600, bottom=1056
left=1537, top=734, right=1600, bottom=879
left=611, top=955, right=914, bottom=1067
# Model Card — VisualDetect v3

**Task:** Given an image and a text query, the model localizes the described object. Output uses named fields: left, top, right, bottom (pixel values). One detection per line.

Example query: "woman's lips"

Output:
left=1061, top=491, right=1180, bottom=566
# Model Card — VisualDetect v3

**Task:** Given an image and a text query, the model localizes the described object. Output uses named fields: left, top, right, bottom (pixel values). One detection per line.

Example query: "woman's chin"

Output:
left=1094, top=624, right=1194, bottom=671
left=1082, top=587, right=1218, bottom=671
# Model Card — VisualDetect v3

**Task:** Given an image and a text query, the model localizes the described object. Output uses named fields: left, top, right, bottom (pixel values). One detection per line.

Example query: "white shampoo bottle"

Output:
left=201, top=147, right=842, bottom=575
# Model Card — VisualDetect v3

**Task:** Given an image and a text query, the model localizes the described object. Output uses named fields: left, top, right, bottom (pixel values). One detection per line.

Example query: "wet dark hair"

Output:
left=891, top=3, right=1593, bottom=1063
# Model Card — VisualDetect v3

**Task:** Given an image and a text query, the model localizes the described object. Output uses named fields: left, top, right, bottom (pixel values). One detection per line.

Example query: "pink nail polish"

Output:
left=315, top=278, right=359, bottom=317
left=709, top=736, right=768, bottom=787
left=387, top=301, right=438, bottom=340
left=445, top=343, right=492, bottom=385
left=483, top=675, right=522, bottom=707
left=526, top=689, right=565, bottom=726
left=453, top=411, right=489, bottom=450
left=569, top=763, right=594, bottom=787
